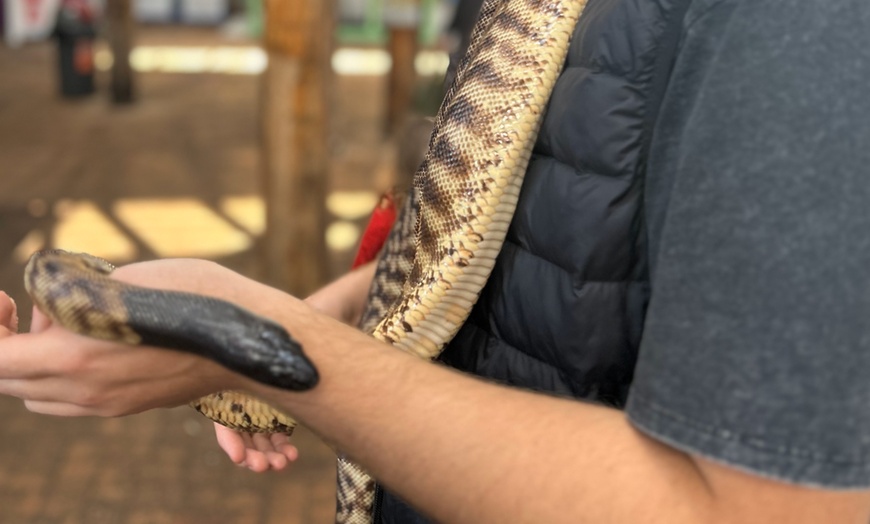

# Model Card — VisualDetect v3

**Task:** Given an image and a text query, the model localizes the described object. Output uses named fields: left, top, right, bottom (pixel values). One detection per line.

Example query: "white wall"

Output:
left=4, top=0, right=62, bottom=47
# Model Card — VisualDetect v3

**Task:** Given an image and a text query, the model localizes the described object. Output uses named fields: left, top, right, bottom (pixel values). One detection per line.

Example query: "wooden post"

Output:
left=260, top=0, right=332, bottom=295
left=105, top=0, right=135, bottom=104
left=386, top=26, right=417, bottom=135
left=385, top=0, right=419, bottom=135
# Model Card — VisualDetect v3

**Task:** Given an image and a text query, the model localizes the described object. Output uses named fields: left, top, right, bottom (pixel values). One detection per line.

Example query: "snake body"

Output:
left=337, top=0, right=586, bottom=521
left=23, top=0, right=584, bottom=521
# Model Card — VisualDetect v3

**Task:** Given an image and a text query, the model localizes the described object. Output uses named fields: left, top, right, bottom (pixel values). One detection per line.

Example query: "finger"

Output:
left=21, top=396, right=130, bottom=418
left=4, top=376, right=116, bottom=413
left=0, top=292, right=18, bottom=333
left=0, top=373, right=81, bottom=402
left=267, top=453, right=289, bottom=470
left=213, top=421, right=298, bottom=474
left=243, top=446, right=270, bottom=473
left=251, top=433, right=288, bottom=470
left=0, top=378, right=27, bottom=400
left=237, top=432, right=270, bottom=472
left=251, top=432, right=277, bottom=453
left=0, top=330, right=93, bottom=380
left=270, top=433, right=299, bottom=462
left=214, top=423, right=247, bottom=464
left=22, top=399, right=92, bottom=417
left=29, top=306, right=52, bottom=333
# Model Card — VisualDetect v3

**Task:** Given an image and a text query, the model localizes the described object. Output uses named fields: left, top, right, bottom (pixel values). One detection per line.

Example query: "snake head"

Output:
left=199, top=315, right=320, bottom=392
left=120, top=288, right=320, bottom=392
left=246, top=324, right=320, bottom=391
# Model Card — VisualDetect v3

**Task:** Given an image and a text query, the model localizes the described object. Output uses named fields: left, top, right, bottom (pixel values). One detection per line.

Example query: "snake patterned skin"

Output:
left=335, top=0, right=587, bottom=521
left=23, top=0, right=585, bottom=521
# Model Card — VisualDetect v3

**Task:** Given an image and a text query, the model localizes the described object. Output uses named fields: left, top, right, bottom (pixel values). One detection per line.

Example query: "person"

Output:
left=2, top=0, right=870, bottom=522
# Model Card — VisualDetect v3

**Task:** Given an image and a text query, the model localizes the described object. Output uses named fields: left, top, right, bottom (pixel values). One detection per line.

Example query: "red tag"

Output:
left=351, top=191, right=398, bottom=269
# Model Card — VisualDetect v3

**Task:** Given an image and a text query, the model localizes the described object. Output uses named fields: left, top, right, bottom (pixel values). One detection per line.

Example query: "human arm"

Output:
left=242, top=289, right=870, bottom=524
left=0, top=259, right=867, bottom=523
left=303, top=259, right=377, bottom=328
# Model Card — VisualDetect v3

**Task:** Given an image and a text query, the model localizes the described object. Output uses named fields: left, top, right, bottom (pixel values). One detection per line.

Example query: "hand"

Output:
left=0, top=259, right=252, bottom=417
left=214, top=423, right=299, bottom=472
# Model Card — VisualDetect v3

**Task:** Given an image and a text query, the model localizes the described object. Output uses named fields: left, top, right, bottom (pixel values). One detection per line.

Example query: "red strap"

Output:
left=351, top=191, right=398, bottom=269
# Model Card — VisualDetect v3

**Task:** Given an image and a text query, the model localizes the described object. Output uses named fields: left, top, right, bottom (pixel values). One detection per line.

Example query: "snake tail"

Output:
left=193, top=390, right=297, bottom=433
left=24, top=250, right=319, bottom=392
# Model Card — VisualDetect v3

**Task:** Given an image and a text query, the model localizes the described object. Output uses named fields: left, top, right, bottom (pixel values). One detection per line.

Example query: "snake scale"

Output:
left=23, top=0, right=584, bottom=522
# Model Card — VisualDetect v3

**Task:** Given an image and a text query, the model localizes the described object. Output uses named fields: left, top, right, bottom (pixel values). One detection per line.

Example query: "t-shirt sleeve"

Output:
left=626, top=0, right=870, bottom=488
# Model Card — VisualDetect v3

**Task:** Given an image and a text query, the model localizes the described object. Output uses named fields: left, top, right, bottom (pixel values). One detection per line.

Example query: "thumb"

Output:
left=29, top=305, right=53, bottom=334
left=214, top=422, right=247, bottom=464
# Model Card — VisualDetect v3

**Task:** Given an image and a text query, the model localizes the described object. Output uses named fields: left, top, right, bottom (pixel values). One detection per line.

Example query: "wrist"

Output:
left=304, top=261, right=377, bottom=325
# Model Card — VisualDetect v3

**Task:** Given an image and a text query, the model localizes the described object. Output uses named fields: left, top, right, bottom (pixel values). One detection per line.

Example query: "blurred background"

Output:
left=0, top=0, right=469, bottom=521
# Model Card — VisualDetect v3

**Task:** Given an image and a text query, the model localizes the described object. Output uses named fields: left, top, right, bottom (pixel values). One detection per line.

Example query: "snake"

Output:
left=23, top=0, right=585, bottom=522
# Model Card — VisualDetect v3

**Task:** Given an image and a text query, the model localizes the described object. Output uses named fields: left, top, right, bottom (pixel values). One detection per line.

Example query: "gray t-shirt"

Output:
left=626, top=0, right=870, bottom=488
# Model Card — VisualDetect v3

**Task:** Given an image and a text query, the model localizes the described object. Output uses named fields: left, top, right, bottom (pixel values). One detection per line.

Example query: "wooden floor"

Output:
left=0, top=27, right=399, bottom=524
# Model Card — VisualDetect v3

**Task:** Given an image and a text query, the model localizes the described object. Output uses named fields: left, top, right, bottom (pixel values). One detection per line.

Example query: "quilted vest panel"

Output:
left=379, top=0, right=687, bottom=521
left=439, top=0, right=685, bottom=405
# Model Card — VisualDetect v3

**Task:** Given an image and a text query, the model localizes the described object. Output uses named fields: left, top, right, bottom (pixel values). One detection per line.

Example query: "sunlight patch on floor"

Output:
left=220, top=195, right=266, bottom=236
left=113, top=198, right=252, bottom=258
left=52, top=200, right=139, bottom=263
left=13, top=230, right=46, bottom=264
left=18, top=194, right=372, bottom=264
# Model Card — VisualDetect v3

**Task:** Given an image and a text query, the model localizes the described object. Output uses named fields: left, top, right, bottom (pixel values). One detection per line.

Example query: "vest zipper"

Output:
left=371, top=483, right=384, bottom=522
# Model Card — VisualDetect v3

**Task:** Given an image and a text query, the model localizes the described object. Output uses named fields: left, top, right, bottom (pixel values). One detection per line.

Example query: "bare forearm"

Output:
left=245, top=300, right=709, bottom=523
left=239, top=293, right=870, bottom=524
left=304, top=260, right=376, bottom=325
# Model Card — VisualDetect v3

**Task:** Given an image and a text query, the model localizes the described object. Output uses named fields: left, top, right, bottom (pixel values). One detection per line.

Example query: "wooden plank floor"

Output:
left=0, top=27, right=393, bottom=524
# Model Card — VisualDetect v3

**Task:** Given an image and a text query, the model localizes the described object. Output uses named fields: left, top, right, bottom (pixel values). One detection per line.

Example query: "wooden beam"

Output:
left=385, top=0, right=420, bottom=135
left=260, top=0, right=333, bottom=295
left=386, top=26, right=417, bottom=135
left=105, top=0, right=135, bottom=104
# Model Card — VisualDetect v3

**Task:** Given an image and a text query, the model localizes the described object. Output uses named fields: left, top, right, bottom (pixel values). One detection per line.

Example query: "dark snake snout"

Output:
left=120, top=287, right=319, bottom=391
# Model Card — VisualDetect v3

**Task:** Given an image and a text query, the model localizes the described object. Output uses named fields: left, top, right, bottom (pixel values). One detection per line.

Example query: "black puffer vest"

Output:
left=379, top=0, right=689, bottom=520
